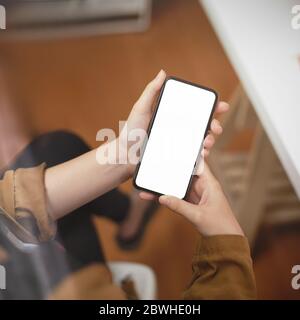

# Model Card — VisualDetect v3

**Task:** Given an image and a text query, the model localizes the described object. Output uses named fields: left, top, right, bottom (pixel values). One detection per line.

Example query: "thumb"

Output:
left=159, top=195, right=197, bottom=222
left=133, top=70, right=166, bottom=113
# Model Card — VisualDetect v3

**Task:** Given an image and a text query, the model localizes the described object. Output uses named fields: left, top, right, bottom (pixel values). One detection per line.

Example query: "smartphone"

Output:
left=133, top=77, right=218, bottom=199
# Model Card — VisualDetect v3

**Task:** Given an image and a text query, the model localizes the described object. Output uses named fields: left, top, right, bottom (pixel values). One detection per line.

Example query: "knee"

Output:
left=47, top=130, right=87, bottom=147
left=35, top=130, right=90, bottom=163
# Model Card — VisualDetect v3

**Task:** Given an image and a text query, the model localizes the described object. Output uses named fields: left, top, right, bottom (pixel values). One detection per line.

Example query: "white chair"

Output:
left=108, top=262, right=157, bottom=300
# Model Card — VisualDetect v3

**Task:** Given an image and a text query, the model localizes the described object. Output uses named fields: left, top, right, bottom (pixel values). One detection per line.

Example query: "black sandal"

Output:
left=116, top=201, right=159, bottom=251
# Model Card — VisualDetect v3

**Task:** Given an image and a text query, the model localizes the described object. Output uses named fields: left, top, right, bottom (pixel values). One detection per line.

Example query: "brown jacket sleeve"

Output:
left=0, top=165, right=130, bottom=300
left=184, top=235, right=257, bottom=300
left=0, top=164, right=56, bottom=243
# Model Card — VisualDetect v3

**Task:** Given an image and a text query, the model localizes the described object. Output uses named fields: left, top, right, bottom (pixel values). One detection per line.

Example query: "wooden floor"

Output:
left=1, top=0, right=300, bottom=299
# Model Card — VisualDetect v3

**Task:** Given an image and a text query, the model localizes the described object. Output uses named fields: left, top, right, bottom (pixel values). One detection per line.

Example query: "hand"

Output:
left=159, top=163, right=244, bottom=236
left=119, top=69, right=229, bottom=175
left=118, top=70, right=166, bottom=171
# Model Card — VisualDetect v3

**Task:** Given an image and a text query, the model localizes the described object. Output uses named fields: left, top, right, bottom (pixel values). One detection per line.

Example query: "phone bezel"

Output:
left=132, top=76, right=218, bottom=199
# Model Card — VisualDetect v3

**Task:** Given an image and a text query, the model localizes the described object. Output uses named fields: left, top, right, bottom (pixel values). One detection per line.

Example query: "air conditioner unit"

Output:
left=5, top=0, right=152, bottom=39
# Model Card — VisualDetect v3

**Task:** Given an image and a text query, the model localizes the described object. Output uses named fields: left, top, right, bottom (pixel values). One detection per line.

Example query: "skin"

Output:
left=45, top=70, right=243, bottom=236
left=159, top=164, right=244, bottom=236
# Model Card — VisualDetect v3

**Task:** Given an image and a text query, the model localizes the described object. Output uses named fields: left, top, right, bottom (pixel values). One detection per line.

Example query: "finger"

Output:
left=203, top=148, right=210, bottom=158
left=203, top=134, right=215, bottom=149
left=133, top=70, right=166, bottom=114
left=201, top=162, right=218, bottom=185
left=159, top=195, right=197, bottom=222
left=139, top=192, right=157, bottom=201
left=194, top=162, right=219, bottom=195
left=215, top=101, right=229, bottom=114
left=195, top=155, right=205, bottom=176
left=192, top=163, right=209, bottom=196
left=210, top=119, right=223, bottom=135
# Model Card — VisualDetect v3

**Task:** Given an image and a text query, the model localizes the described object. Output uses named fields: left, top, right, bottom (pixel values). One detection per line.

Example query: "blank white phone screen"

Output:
left=135, top=79, right=216, bottom=199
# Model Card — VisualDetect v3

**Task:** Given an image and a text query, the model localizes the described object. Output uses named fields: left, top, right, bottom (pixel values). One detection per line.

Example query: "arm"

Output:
left=45, top=144, right=130, bottom=220
left=158, top=164, right=257, bottom=300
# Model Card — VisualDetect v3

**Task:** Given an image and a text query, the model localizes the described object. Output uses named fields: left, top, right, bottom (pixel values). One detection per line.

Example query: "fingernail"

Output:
left=156, top=69, right=164, bottom=79
left=212, top=119, right=222, bottom=132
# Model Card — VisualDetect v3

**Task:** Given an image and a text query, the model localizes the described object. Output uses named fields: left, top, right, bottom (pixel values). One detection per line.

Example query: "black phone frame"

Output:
left=133, top=76, right=218, bottom=200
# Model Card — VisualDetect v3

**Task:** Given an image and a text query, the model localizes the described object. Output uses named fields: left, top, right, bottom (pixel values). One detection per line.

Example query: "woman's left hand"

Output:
left=119, top=69, right=229, bottom=177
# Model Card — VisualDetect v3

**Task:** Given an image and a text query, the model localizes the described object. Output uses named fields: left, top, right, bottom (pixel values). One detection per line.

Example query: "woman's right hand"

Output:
left=159, top=163, right=244, bottom=237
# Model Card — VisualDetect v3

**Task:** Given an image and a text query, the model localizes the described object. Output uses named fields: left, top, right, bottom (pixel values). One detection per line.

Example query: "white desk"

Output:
left=200, top=0, right=300, bottom=198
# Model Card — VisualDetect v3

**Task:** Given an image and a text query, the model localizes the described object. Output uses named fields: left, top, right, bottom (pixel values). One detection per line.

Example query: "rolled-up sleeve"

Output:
left=0, top=164, right=56, bottom=242
left=183, top=235, right=257, bottom=300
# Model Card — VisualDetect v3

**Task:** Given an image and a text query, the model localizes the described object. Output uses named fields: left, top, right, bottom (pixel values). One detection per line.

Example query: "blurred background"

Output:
left=0, top=0, right=300, bottom=299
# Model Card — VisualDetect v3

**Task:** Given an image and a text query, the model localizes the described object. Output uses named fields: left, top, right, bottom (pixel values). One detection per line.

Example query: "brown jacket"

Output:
left=0, top=165, right=256, bottom=299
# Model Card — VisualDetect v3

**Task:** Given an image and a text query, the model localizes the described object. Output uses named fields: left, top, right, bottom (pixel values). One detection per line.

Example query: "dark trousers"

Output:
left=2, top=131, right=130, bottom=269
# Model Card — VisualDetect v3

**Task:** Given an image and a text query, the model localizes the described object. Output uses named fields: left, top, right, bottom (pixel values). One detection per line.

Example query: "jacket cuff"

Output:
left=14, top=163, right=56, bottom=242
left=194, top=235, right=252, bottom=259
